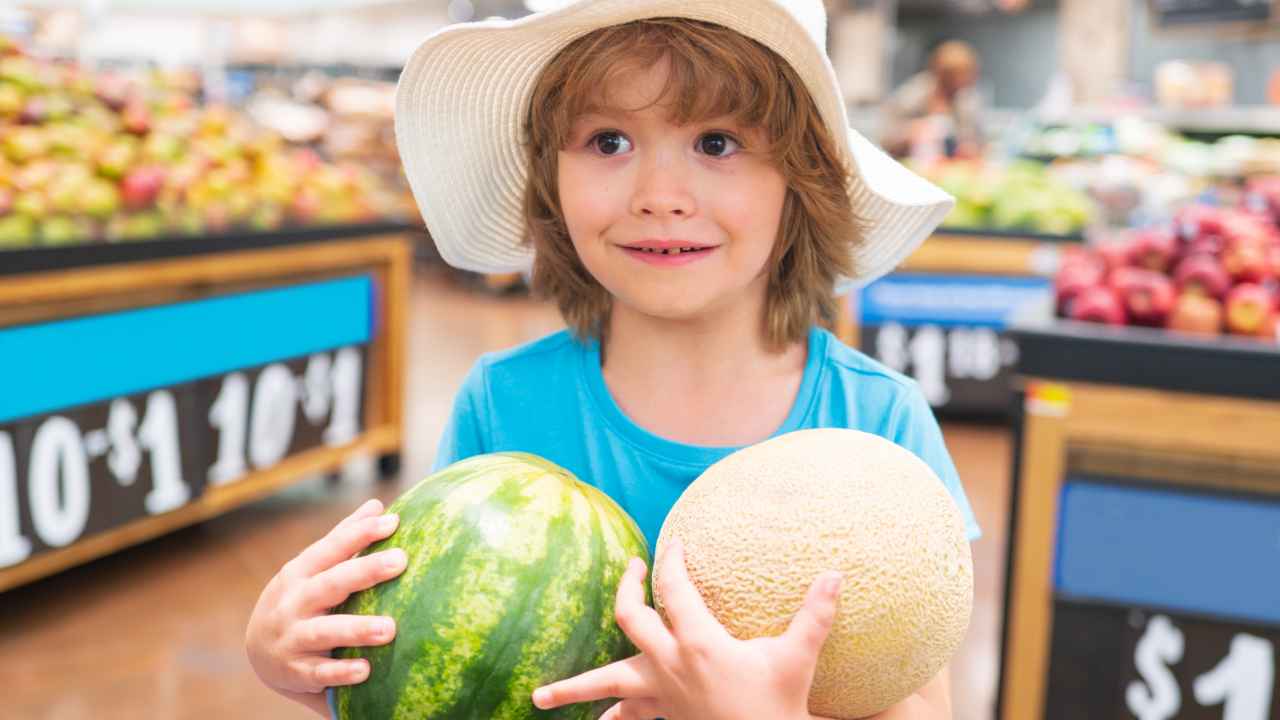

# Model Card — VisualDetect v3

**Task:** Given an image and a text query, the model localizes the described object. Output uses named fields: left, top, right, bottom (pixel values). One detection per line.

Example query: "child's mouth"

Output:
left=621, top=245, right=716, bottom=266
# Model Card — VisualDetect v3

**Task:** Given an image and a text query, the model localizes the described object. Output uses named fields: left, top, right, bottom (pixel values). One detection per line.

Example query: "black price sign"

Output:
left=860, top=322, right=1020, bottom=414
left=1047, top=602, right=1279, bottom=720
left=0, top=347, right=366, bottom=569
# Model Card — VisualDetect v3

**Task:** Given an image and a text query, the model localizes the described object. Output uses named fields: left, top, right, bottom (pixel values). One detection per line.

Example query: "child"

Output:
left=246, top=1, right=980, bottom=718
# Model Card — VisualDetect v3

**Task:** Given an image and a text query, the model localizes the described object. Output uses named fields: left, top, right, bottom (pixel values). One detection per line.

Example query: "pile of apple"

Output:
left=0, top=35, right=408, bottom=250
left=1055, top=202, right=1280, bottom=341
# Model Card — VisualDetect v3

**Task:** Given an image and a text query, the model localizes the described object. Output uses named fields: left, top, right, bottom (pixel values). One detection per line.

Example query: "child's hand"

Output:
left=245, top=498, right=407, bottom=701
left=532, top=540, right=842, bottom=720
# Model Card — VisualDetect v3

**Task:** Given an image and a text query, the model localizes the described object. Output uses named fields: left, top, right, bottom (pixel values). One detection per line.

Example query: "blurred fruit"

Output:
left=121, top=101, right=151, bottom=136
left=1054, top=259, right=1105, bottom=316
left=1095, top=240, right=1134, bottom=273
left=1069, top=286, right=1126, bottom=326
left=1129, top=229, right=1178, bottom=273
left=96, top=137, right=138, bottom=180
left=80, top=178, right=121, bottom=219
left=1222, top=239, right=1273, bottom=284
left=3, top=126, right=46, bottom=163
left=121, top=166, right=165, bottom=211
left=1173, top=254, right=1232, bottom=299
left=0, top=81, right=23, bottom=118
left=12, top=189, right=47, bottom=219
left=0, top=32, right=405, bottom=252
left=1166, top=294, right=1224, bottom=336
left=0, top=213, right=34, bottom=247
left=1225, top=284, right=1276, bottom=336
left=1113, top=269, right=1176, bottom=327
left=38, top=215, right=93, bottom=246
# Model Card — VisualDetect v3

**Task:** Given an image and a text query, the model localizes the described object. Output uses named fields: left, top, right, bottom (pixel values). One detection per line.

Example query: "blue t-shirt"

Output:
left=433, top=326, right=980, bottom=546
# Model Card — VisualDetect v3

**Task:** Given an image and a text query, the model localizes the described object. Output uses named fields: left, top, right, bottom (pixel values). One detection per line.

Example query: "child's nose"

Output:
left=630, top=151, right=696, bottom=218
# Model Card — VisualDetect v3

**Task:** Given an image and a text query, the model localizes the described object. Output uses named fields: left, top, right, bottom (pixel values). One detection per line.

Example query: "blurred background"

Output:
left=1, top=1, right=1278, bottom=719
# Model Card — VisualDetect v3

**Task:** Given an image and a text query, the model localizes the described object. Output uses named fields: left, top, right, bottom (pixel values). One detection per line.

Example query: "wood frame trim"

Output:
left=999, top=379, right=1280, bottom=718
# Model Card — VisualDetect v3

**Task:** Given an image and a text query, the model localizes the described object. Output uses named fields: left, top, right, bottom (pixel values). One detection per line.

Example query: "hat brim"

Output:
left=395, top=0, right=954, bottom=291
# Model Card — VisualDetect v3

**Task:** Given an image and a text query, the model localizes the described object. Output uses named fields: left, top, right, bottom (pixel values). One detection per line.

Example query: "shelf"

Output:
left=1011, top=319, right=1280, bottom=401
left=0, top=221, right=422, bottom=277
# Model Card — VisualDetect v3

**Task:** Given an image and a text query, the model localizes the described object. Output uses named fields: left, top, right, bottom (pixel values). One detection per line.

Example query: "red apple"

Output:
left=1096, top=239, right=1136, bottom=273
left=1173, top=254, right=1232, bottom=299
left=121, top=101, right=152, bottom=136
left=1113, top=269, right=1176, bottom=326
left=1174, top=204, right=1224, bottom=243
left=1069, top=286, right=1126, bottom=326
left=94, top=73, right=132, bottom=111
left=121, top=166, right=166, bottom=211
left=1166, top=294, right=1224, bottom=336
left=1129, top=228, right=1178, bottom=272
left=1055, top=261, right=1105, bottom=316
left=1222, top=239, right=1274, bottom=284
left=1225, top=283, right=1277, bottom=336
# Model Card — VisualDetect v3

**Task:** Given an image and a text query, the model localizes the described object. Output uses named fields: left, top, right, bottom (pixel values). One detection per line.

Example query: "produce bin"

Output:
left=0, top=223, right=414, bottom=591
left=997, top=320, right=1280, bottom=719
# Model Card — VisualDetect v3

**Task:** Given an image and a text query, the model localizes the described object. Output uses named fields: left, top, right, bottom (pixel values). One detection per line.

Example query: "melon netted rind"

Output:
left=653, top=428, right=974, bottom=720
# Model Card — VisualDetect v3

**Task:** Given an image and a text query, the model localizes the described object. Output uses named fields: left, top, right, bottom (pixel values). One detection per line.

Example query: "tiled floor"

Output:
left=0, top=265, right=1010, bottom=719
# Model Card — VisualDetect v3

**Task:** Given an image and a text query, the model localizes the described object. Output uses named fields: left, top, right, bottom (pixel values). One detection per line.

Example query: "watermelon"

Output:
left=333, top=452, right=650, bottom=719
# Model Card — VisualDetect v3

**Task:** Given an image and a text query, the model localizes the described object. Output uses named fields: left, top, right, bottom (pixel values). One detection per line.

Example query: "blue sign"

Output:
left=0, top=275, right=373, bottom=424
left=859, top=273, right=1051, bottom=329
left=1055, top=479, right=1280, bottom=626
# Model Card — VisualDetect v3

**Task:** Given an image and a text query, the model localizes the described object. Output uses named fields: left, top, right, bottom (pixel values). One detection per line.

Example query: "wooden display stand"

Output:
left=844, top=229, right=1068, bottom=416
left=0, top=226, right=413, bottom=592
left=998, top=322, right=1280, bottom=719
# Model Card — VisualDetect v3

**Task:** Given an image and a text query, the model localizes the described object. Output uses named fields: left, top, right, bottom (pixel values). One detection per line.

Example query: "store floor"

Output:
left=0, top=265, right=1011, bottom=720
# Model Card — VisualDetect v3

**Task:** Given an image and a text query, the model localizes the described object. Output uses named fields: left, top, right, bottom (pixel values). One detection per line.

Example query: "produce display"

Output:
left=654, top=429, right=973, bottom=720
left=1014, top=116, right=1280, bottom=177
left=921, top=160, right=1095, bottom=236
left=0, top=36, right=410, bottom=251
left=334, top=452, right=649, bottom=720
left=1054, top=196, right=1280, bottom=341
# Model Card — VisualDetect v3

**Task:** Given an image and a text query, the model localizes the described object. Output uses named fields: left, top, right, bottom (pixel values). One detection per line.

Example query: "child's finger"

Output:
left=290, top=614, right=396, bottom=653
left=599, top=698, right=665, bottom=720
left=289, top=656, right=371, bottom=692
left=654, top=540, right=720, bottom=642
left=614, top=558, right=675, bottom=660
left=301, top=548, right=408, bottom=611
left=291, top=512, right=399, bottom=577
left=783, top=571, right=842, bottom=657
left=531, top=655, right=655, bottom=709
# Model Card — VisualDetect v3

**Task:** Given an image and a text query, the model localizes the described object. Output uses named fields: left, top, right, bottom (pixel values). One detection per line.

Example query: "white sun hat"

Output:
left=395, top=0, right=954, bottom=290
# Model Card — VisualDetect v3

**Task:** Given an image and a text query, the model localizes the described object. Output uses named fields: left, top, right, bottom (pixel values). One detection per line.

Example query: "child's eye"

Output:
left=589, top=131, right=632, bottom=156
left=697, top=132, right=742, bottom=157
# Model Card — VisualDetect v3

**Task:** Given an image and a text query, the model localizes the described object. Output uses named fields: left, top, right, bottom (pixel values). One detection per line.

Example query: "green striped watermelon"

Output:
left=333, top=452, right=650, bottom=720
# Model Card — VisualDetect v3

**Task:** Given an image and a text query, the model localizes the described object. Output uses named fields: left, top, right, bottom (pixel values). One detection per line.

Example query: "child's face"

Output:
left=557, top=60, right=787, bottom=324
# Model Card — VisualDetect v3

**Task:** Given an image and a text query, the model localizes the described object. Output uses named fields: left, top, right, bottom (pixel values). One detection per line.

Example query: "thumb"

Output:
left=784, top=572, right=842, bottom=656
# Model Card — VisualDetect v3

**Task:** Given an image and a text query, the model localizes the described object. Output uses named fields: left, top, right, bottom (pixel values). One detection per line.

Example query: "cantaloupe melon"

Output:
left=653, top=428, right=973, bottom=719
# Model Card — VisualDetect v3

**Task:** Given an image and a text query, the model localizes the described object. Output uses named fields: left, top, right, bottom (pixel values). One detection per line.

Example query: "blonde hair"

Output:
left=522, top=17, right=860, bottom=350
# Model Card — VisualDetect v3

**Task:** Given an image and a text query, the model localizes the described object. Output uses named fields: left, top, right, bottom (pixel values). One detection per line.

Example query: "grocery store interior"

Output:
left=2, top=1, right=1278, bottom=719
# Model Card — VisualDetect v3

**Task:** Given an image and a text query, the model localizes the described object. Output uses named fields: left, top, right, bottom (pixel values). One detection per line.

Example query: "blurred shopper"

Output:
left=882, top=40, right=985, bottom=161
